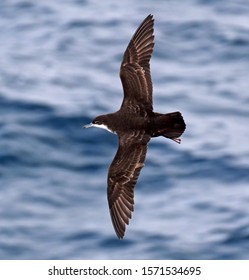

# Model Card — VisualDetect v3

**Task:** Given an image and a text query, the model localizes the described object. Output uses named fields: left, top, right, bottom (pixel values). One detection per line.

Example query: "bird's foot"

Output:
left=172, top=138, right=181, bottom=144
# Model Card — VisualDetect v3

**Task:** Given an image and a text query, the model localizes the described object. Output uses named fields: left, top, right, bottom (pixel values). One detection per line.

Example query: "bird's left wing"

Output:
left=107, top=131, right=150, bottom=239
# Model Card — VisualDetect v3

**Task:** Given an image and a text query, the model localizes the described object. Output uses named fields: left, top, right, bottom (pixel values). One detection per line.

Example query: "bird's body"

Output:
left=84, top=15, right=186, bottom=239
left=93, top=110, right=184, bottom=140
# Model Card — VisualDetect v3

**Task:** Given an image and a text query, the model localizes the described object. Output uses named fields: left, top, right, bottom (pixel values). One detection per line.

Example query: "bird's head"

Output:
left=84, top=116, right=102, bottom=128
left=84, top=115, right=113, bottom=133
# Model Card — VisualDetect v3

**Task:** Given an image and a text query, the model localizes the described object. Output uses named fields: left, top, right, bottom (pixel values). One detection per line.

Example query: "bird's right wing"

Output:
left=120, top=15, right=155, bottom=115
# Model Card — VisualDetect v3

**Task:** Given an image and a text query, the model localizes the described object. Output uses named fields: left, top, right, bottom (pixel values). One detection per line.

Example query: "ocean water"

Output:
left=1, top=0, right=249, bottom=260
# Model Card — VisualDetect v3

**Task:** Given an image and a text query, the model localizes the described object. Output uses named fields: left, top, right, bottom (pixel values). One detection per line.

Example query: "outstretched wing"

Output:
left=120, top=14, right=154, bottom=115
left=107, top=131, right=150, bottom=239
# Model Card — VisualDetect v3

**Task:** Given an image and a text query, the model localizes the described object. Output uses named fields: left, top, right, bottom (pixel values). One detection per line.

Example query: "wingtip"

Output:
left=114, top=227, right=125, bottom=240
left=146, top=14, right=154, bottom=22
left=117, top=234, right=124, bottom=240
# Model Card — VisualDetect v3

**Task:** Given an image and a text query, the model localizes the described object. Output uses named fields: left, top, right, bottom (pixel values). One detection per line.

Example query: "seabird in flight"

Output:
left=84, top=15, right=186, bottom=239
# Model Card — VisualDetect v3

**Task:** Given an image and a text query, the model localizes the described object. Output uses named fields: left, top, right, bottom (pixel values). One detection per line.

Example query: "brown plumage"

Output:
left=107, top=131, right=150, bottom=238
left=120, top=14, right=154, bottom=114
left=84, top=15, right=186, bottom=239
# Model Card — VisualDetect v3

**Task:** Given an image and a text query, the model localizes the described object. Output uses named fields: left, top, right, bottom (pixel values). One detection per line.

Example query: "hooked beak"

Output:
left=83, top=123, right=93, bottom=128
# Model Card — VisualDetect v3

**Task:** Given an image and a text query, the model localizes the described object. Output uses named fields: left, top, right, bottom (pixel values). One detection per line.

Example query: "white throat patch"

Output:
left=92, top=123, right=115, bottom=134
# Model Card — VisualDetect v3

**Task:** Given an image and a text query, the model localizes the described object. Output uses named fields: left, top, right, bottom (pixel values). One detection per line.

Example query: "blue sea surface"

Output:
left=1, top=0, right=249, bottom=259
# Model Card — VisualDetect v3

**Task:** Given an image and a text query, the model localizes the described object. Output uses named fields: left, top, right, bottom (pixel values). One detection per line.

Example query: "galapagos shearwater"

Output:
left=84, top=15, right=186, bottom=239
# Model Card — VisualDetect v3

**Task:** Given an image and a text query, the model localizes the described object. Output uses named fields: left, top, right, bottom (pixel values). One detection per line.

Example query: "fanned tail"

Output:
left=163, top=112, right=186, bottom=143
left=152, top=111, right=186, bottom=143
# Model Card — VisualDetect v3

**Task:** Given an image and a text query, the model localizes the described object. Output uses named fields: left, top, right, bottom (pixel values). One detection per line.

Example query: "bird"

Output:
left=84, top=14, right=186, bottom=239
